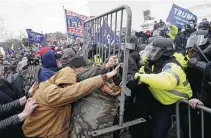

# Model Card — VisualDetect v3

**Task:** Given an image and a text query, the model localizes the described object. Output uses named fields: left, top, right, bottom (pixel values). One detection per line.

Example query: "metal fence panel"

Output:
left=176, top=100, right=211, bottom=138
left=81, top=5, right=146, bottom=137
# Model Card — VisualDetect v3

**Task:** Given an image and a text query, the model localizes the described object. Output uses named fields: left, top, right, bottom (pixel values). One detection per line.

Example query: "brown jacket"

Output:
left=22, top=67, right=104, bottom=138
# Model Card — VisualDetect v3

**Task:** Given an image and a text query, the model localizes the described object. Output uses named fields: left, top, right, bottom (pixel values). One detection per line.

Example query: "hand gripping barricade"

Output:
left=176, top=100, right=211, bottom=138
left=81, top=5, right=146, bottom=137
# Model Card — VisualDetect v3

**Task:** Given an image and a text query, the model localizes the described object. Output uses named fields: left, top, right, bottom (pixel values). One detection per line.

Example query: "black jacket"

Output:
left=126, top=52, right=140, bottom=89
left=0, top=100, right=21, bottom=131
left=11, top=75, right=25, bottom=99
left=0, top=79, right=17, bottom=100
left=200, top=62, right=211, bottom=107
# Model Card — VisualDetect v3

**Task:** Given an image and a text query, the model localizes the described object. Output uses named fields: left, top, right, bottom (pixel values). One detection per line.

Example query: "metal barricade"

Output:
left=176, top=100, right=211, bottom=138
left=82, top=5, right=146, bottom=137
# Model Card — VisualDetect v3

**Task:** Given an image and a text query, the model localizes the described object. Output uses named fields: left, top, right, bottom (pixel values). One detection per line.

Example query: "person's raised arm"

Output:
left=47, top=66, right=120, bottom=107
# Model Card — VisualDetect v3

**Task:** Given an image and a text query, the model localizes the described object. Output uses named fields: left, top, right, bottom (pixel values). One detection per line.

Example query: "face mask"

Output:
left=190, top=23, right=194, bottom=28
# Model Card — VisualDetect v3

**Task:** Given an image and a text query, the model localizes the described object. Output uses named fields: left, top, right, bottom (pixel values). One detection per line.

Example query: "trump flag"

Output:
left=166, top=4, right=197, bottom=28
left=65, top=9, right=88, bottom=38
left=26, top=29, right=45, bottom=44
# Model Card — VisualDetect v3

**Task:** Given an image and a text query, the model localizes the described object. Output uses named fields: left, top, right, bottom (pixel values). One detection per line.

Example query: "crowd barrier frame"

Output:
left=176, top=100, right=211, bottom=138
left=82, top=5, right=146, bottom=137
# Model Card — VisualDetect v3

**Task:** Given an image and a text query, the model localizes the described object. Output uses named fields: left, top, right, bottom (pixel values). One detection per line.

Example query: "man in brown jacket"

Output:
left=22, top=66, right=119, bottom=138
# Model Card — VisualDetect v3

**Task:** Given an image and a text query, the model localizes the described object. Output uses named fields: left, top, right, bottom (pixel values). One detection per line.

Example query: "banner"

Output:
left=166, top=4, right=197, bottom=28
left=26, top=29, right=45, bottom=43
left=65, top=9, right=88, bottom=38
left=95, top=21, right=120, bottom=45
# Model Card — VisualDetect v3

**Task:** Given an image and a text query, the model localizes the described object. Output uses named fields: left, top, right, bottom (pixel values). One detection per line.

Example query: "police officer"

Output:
left=134, top=38, right=192, bottom=138
left=192, top=21, right=210, bottom=36
left=186, top=35, right=210, bottom=98
left=185, top=34, right=211, bottom=138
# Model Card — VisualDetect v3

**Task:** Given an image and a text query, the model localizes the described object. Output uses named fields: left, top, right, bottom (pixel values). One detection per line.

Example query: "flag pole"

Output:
left=63, top=6, right=69, bottom=44
left=28, top=39, right=30, bottom=47
left=26, top=30, right=30, bottom=48
left=41, top=31, right=44, bottom=47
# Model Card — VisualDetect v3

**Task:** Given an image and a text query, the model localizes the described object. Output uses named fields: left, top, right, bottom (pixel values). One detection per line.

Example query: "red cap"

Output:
left=39, top=47, right=51, bottom=56
left=145, top=30, right=151, bottom=36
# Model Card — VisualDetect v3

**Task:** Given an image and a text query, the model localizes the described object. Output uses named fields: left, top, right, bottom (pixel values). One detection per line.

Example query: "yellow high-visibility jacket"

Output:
left=136, top=53, right=192, bottom=105
left=168, top=25, right=178, bottom=40
left=88, top=55, right=102, bottom=64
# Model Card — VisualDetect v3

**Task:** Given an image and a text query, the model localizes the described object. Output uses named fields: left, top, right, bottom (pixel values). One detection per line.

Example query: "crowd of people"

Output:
left=1, top=17, right=211, bottom=138
left=121, top=17, right=211, bottom=138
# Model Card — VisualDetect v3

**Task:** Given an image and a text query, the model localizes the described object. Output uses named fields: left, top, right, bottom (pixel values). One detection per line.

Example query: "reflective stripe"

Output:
left=183, top=79, right=189, bottom=86
left=168, top=90, right=189, bottom=99
left=164, top=70, right=180, bottom=85
left=165, top=70, right=189, bottom=87
left=152, top=65, right=154, bottom=72
left=94, top=56, right=102, bottom=63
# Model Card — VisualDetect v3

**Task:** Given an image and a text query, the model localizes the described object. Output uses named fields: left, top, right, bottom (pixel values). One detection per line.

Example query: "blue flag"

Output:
left=18, top=47, right=24, bottom=54
left=7, top=48, right=14, bottom=55
left=95, top=21, right=120, bottom=45
left=26, top=29, right=45, bottom=43
left=166, top=4, right=197, bottom=28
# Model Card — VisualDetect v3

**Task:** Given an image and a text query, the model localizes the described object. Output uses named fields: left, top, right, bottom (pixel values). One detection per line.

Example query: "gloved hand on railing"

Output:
left=188, top=98, right=204, bottom=109
left=134, top=73, right=142, bottom=85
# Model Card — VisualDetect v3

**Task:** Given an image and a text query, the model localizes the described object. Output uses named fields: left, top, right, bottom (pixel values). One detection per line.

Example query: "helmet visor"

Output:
left=186, top=35, right=208, bottom=49
left=141, top=43, right=163, bottom=61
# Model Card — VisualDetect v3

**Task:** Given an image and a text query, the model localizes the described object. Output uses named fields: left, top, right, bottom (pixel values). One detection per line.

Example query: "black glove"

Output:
left=188, top=58, right=198, bottom=68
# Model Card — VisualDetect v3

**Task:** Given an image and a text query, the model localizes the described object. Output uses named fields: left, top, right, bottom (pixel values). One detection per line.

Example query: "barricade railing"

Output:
left=176, top=100, right=211, bottom=138
left=82, top=5, right=146, bottom=137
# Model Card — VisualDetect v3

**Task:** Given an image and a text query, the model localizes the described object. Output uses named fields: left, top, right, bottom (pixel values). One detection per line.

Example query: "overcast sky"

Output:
left=0, top=0, right=210, bottom=40
left=0, top=0, right=89, bottom=39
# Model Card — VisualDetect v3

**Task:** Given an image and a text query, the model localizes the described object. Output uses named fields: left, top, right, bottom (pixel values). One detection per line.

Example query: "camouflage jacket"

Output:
left=21, top=65, right=41, bottom=95
left=69, top=65, right=118, bottom=138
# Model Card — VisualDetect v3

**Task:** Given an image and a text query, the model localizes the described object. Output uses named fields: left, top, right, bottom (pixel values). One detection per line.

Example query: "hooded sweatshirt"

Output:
left=39, top=47, right=51, bottom=56
left=22, top=67, right=105, bottom=138
left=39, top=50, right=57, bottom=82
